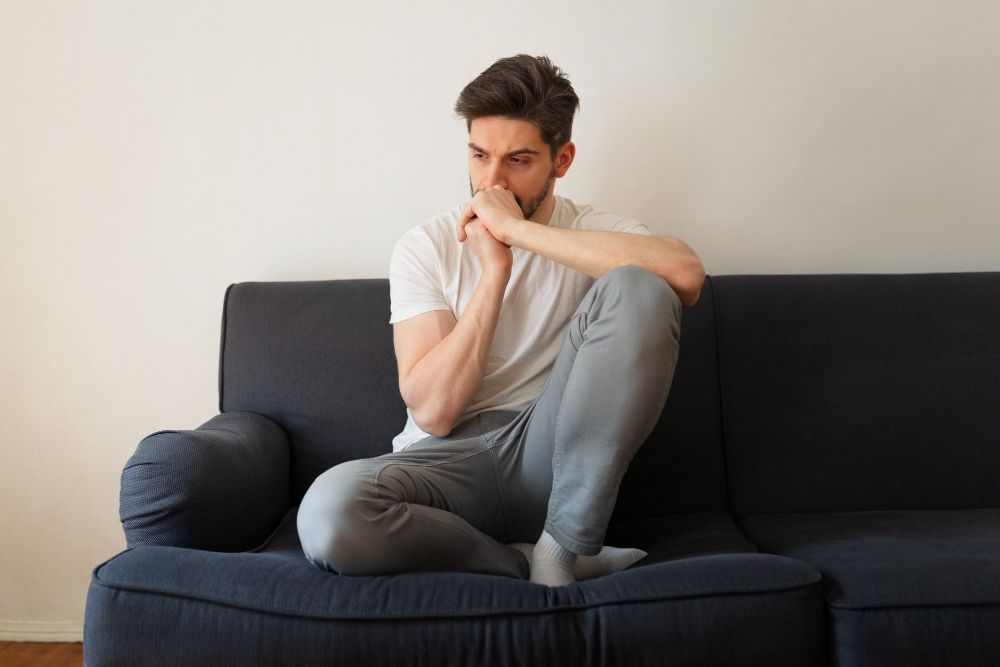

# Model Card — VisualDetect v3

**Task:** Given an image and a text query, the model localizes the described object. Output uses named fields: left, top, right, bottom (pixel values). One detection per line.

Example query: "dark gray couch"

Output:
left=83, top=271, right=1000, bottom=666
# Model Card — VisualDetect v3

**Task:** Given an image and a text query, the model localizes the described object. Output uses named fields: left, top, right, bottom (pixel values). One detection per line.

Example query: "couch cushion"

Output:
left=85, top=509, right=825, bottom=666
left=741, top=508, right=1000, bottom=665
left=610, top=276, right=730, bottom=522
left=219, top=279, right=406, bottom=505
left=713, top=271, right=1000, bottom=517
left=605, top=512, right=760, bottom=564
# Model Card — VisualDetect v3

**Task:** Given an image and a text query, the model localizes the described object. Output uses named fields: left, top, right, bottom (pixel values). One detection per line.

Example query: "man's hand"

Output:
left=463, top=220, right=513, bottom=278
left=457, top=185, right=524, bottom=246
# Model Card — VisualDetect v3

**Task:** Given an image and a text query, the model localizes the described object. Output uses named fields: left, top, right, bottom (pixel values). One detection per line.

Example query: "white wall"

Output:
left=1, top=0, right=997, bottom=640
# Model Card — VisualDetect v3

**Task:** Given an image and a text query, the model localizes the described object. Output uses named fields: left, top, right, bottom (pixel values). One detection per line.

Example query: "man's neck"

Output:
left=529, top=193, right=558, bottom=226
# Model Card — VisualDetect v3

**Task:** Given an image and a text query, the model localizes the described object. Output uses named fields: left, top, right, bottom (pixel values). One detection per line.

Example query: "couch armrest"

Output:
left=119, top=411, right=291, bottom=552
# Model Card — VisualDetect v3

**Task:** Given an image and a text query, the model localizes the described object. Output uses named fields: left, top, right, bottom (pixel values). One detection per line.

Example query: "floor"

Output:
left=0, top=642, right=83, bottom=666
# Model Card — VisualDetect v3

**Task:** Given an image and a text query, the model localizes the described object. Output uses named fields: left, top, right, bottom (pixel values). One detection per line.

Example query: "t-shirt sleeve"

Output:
left=388, top=229, right=452, bottom=324
left=607, top=216, right=653, bottom=236
left=579, top=209, right=654, bottom=236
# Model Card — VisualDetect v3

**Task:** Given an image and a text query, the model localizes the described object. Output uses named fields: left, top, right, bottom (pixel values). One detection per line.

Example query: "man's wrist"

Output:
left=504, top=217, right=530, bottom=248
left=482, top=267, right=512, bottom=284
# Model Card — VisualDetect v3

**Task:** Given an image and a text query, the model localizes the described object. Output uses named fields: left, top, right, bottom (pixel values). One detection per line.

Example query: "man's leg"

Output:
left=296, top=415, right=529, bottom=580
left=297, top=264, right=681, bottom=583
left=493, top=264, right=682, bottom=575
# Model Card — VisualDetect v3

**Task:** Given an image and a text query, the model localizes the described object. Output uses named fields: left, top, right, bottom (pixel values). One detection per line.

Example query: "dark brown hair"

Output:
left=454, top=54, right=580, bottom=159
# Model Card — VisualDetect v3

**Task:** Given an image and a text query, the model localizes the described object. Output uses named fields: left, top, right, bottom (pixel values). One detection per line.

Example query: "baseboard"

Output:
left=0, top=619, right=83, bottom=642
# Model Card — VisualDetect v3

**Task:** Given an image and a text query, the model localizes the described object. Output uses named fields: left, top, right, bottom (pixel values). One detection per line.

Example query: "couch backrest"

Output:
left=220, top=280, right=406, bottom=505
left=610, top=276, right=729, bottom=522
left=219, top=277, right=730, bottom=518
left=714, top=272, right=1000, bottom=519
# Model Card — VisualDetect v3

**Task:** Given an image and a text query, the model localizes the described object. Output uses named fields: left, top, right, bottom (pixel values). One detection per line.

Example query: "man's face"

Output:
left=467, top=116, right=561, bottom=222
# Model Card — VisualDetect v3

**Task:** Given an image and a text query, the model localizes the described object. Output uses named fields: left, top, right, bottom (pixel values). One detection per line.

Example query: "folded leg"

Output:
left=297, top=422, right=528, bottom=579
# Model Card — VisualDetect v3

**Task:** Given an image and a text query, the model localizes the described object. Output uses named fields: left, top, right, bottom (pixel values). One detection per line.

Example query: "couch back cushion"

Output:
left=219, top=278, right=729, bottom=517
left=220, top=279, right=405, bottom=505
left=714, top=272, right=1000, bottom=518
left=610, top=276, right=729, bottom=522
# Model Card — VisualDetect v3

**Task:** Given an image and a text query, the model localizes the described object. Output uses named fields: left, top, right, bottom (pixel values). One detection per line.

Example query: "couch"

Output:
left=83, top=271, right=1000, bottom=666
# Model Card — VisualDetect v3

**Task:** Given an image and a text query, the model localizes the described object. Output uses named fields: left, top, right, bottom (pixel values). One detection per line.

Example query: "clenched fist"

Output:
left=463, top=219, right=512, bottom=278
left=456, top=185, right=524, bottom=246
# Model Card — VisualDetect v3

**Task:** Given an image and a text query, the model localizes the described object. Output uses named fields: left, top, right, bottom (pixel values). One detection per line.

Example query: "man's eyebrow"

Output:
left=468, top=143, right=540, bottom=158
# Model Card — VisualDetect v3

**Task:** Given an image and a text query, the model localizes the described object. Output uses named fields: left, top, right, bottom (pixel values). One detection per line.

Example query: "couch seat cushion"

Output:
left=85, top=509, right=825, bottom=666
left=605, top=511, right=761, bottom=563
left=741, top=508, right=1000, bottom=607
left=741, top=508, right=1000, bottom=665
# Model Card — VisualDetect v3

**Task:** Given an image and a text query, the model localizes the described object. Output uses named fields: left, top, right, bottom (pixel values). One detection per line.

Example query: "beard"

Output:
left=468, top=166, right=557, bottom=221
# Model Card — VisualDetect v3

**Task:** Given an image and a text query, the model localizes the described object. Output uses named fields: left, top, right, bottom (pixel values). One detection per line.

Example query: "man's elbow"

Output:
left=651, top=237, right=704, bottom=307
left=401, top=371, right=464, bottom=437
left=676, top=258, right=706, bottom=307
left=412, top=405, right=454, bottom=438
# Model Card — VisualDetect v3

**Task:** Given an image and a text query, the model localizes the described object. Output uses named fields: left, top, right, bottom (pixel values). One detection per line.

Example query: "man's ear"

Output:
left=554, top=141, right=575, bottom=177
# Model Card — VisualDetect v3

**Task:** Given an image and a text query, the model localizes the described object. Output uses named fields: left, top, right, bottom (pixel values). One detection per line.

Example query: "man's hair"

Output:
left=454, top=54, right=580, bottom=159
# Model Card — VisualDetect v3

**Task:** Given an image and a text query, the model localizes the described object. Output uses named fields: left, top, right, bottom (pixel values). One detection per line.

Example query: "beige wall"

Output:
left=1, top=0, right=997, bottom=640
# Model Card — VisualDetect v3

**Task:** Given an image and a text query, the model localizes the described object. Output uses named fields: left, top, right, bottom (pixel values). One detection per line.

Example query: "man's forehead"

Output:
left=468, top=116, right=545, bottom=150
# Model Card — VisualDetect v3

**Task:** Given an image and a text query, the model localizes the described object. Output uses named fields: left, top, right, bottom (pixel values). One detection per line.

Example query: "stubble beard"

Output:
left=468, top=166, right=557, bottom=222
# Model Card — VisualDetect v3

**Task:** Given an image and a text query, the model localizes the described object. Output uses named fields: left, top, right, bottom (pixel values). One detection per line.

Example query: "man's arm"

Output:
left=394, top=268, right=510, bottom=438
left=505, top=223, right=706, bottom=307
left=456, top=187, right=705, bottom=306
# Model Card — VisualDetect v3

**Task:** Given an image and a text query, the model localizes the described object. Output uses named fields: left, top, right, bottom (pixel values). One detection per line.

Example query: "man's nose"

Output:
left=480, top=162, right=508, bottom=190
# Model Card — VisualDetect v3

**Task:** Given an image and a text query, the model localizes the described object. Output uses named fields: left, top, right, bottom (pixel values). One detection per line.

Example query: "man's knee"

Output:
left=297, top=459, right=378, bottom=574
left=599, top=264, right=682, bottom=325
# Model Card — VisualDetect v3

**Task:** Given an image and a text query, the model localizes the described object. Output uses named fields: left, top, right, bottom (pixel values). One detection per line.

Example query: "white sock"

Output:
left=506, top=542, right=648, bottom=581
left=529, top=529, right=577, bottom=587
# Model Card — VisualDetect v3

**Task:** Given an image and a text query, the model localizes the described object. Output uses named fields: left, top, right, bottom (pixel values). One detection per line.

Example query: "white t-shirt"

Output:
left=388, top=194, right=652, bottom=452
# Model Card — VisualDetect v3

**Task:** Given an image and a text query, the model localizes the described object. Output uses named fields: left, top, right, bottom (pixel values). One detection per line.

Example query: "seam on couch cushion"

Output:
left=710, top=275, right=740, bottom=534
left=88, top=572, right=822, bottom=622
left=828, top=600, right=1000, bottom=611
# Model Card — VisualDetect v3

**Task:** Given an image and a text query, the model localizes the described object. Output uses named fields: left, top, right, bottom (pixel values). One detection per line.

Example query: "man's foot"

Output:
left=507, top=541, right=649, bottom=581
left=529, top=530, right=577, bottom=587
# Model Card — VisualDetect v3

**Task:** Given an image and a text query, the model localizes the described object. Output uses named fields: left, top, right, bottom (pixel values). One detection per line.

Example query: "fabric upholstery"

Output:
left=742, top=508, right=1000, bottom=607
left=219, top=279, right=404, bottom=505
left=120, top=411, right=290, bottom=552
left=85, top=508, right=825, bottom=666
left=605, top=512, right=759, bottom=564
left=609, top=278, right=730, bottom=522
left=713, top=272, right=1000, bottom=518
left=741, top=509, right=1000, bottom=665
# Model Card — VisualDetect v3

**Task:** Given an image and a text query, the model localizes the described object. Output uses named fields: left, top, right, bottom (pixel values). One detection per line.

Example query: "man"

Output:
left=297, top=54, right=705, bottom=587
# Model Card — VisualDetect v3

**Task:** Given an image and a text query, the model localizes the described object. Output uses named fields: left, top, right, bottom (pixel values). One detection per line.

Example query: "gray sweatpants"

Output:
left=296, top=264, right=683, bottom=580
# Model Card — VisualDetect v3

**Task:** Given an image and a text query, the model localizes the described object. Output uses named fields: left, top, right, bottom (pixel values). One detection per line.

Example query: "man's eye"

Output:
left=509, top=157, right=529, bottom=166
left=473, top=153, right=486, bottom=160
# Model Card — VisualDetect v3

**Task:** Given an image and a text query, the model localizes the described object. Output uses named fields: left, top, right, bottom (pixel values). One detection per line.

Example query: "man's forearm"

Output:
left=505, top=222, right=705, bottom=306
left=405, top=270, right=510, bottom=437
